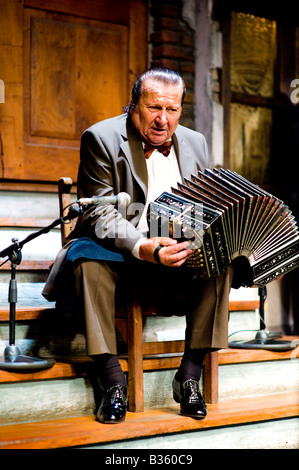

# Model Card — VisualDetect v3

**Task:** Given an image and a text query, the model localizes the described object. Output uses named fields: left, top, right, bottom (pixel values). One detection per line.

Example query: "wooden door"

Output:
left=0, top=0, right=147, bottom=186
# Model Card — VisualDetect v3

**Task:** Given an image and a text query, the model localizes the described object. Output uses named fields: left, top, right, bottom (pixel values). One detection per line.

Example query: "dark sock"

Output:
left=91, top=354, right=127, bottom=390
left=176, top=348, right=217, bottom=382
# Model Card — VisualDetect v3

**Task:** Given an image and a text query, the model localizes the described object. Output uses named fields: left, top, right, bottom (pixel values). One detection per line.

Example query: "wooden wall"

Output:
left=0, top=0, right=147, bottom=186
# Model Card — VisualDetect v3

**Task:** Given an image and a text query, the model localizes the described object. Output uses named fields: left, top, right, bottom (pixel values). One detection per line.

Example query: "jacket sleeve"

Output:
left=76, top=128, right=145, bottom=254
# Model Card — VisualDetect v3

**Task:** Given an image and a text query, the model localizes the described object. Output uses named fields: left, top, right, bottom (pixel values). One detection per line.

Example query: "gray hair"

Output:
left=124, top=67, right=186, bottom=113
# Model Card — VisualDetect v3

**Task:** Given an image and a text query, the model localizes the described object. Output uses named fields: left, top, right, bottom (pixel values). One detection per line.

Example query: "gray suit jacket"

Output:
left=75, top=114, right=209, bottom=251
left=42, top=113, right=209, bottom=299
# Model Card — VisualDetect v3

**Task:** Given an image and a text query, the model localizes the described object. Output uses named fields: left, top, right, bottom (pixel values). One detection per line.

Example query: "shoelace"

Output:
left=182, top=379, right=201, bottom=403
left=106, top=386, right=127, bottom=404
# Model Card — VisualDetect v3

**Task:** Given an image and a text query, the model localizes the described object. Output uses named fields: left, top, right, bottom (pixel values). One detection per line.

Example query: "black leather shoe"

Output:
left=172, top=376, right=207, bottom=419
left=96, top=385, right=127, bottom=424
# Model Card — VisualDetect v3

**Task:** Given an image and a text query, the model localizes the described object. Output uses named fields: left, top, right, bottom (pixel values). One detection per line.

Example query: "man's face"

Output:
left=130, top=79, right=183, bottom=146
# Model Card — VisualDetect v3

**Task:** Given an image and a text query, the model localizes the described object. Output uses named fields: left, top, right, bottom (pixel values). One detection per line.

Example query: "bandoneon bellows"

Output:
left=147, top=168, right=299, bottom=286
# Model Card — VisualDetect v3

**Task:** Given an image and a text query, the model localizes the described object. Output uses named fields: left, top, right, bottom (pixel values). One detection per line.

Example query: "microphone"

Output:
left=77, top=192, right=131, bottom=207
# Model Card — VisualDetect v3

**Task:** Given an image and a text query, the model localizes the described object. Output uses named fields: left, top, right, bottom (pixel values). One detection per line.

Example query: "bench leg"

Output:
left=127, top=301, right=144, bottom=412
left=203, top=351, right=219, bottom=404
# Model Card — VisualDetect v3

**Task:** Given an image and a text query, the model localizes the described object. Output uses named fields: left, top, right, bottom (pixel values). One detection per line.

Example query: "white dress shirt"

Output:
left=132, top=144, right=182, bottom=258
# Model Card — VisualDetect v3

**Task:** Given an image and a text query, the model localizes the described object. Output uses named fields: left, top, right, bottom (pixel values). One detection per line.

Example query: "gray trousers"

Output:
left=73, top=259, right=234, bottom=356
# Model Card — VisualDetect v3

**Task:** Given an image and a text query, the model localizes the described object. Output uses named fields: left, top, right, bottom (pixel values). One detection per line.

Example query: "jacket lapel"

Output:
left=119, top=116, right=148, bottom=198
left=174, top=125, right=200, bottom=180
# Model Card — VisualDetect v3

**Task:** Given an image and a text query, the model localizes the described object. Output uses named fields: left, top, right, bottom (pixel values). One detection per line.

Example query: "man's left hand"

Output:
left=138, top=237, right=194, bottom=267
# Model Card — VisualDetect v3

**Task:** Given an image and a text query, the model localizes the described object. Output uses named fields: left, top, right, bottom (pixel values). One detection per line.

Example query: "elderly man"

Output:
left=43, top=67, right=233, bottom=424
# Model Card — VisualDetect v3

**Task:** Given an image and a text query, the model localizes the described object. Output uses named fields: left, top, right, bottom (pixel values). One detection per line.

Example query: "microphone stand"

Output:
left=228, top=286, right=298, bottom=351
left=0, top=205, right=81, bottom=370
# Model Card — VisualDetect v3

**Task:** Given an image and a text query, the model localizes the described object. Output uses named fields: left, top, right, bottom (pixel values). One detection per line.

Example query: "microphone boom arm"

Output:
left=0, top=205, right=81, bottom=260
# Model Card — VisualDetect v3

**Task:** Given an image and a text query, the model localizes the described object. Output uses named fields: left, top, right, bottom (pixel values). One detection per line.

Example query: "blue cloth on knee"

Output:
left=65, top=237, right=125, bottom=264
left=54, top=237, right=127, bottom=316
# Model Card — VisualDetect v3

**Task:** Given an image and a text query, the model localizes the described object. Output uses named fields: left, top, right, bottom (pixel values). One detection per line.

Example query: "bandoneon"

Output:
left=147, top=168, right=299, bottom=286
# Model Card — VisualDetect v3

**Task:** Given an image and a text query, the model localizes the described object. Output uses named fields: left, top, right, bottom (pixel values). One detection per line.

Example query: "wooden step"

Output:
left=0, top=358, right=128, bottom=383
left=0, top=298, right=260, bottom=322
left=0, top=392, right=298, bottom=449
left=0, top=260, right=53, bottom=272
left=228, top=300, right=260, bottom=311
left=0, top=306, right=54, bottom=321
left=218, top=339, right=299, bottom=364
